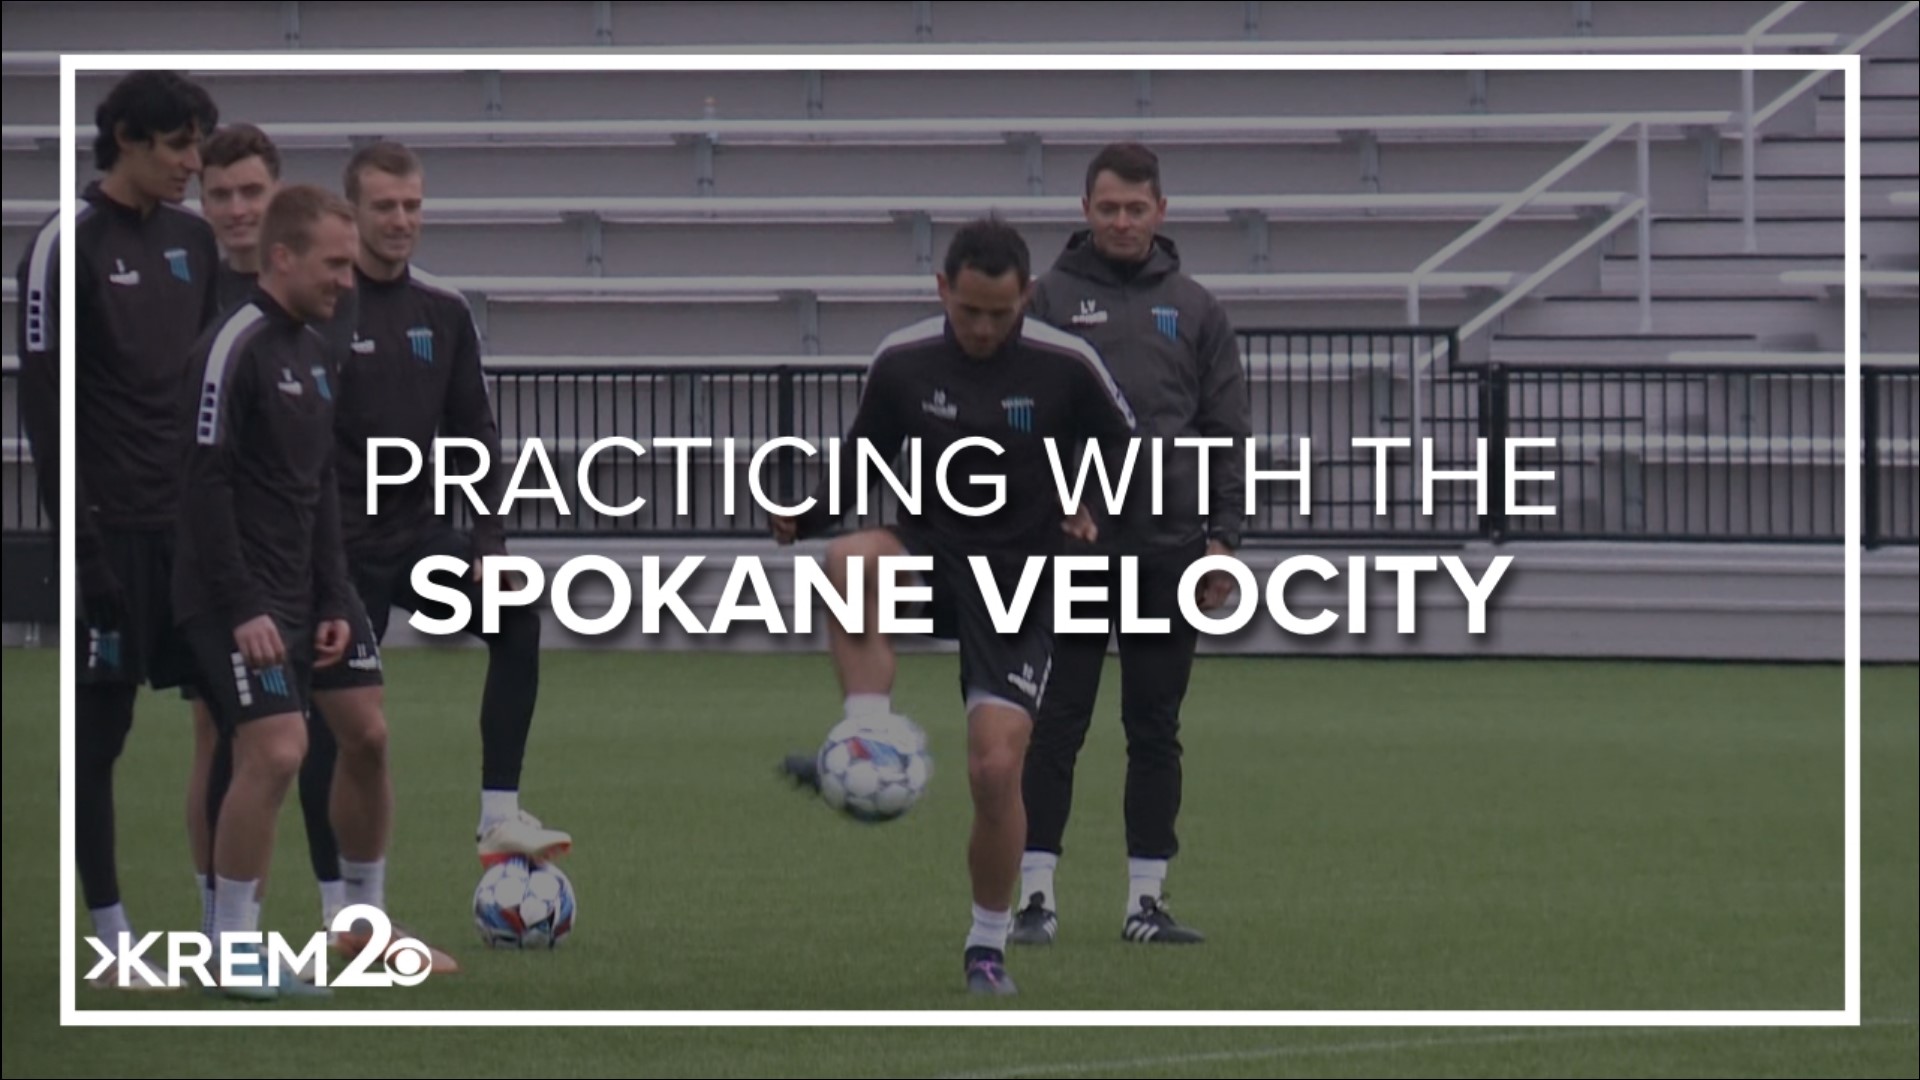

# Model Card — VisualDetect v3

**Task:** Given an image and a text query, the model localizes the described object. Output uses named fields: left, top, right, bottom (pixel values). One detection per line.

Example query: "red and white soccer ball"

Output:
left=816, top=713, right=933, bottom=823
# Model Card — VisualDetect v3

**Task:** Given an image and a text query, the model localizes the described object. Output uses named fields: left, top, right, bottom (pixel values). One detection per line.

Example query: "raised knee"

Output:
left=826, top=531, right=896, bottom=584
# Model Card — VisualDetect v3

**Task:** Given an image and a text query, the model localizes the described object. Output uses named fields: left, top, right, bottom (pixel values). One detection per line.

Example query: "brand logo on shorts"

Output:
left=1007, top=663, right=1040, bottom=700
left=921, top=388, right=958, bottom=421
left=164, top=247, right=192, bottom=283
left=1001, top=395, right=1035, bottom=434
left=406, top=326, right=434, bottom=365
left=346, top=645, right=381, bottom=673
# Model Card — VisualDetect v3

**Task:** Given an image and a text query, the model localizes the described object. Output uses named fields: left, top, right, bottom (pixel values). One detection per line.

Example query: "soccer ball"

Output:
left=816, top=713, right=932, bottom=823
left=473, top=857, right=576, bottom=949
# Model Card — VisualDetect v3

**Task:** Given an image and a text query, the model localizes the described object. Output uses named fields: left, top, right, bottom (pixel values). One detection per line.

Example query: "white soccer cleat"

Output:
left=476, top=809, right=573, bottom=866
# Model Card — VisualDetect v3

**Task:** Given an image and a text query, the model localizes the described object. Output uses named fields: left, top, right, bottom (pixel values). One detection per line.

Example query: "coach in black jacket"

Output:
left=1012, top=142, right=1252, bottom=947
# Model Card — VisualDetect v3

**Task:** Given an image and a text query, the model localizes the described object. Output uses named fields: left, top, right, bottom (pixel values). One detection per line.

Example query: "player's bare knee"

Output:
left=827, top=530, right=900, bottom=589
left=968, top=744, right=1024, bottom=801
left=319, top=689, right=389, bottom=763
left=243, top=719, right=309, bottom=786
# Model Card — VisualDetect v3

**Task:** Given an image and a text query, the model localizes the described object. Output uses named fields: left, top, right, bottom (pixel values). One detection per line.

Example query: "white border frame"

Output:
left=55, top=51, right=1861, bottom=1028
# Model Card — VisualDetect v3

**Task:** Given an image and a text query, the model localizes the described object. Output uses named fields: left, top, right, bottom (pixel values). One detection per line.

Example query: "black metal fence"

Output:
left=4, top=336, right=1916, bottom=553
left=1483, top=363, right=1916, bottom=545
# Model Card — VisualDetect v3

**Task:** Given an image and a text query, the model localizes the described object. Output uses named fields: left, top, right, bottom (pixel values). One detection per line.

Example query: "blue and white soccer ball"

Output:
left=816, top=713, right=933, bottom=823
left=474, top=857, right=576, bottom=949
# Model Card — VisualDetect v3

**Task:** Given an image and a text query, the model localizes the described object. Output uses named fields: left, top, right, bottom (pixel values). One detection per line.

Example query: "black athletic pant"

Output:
left=1022, top=537, right=1205, bottom=861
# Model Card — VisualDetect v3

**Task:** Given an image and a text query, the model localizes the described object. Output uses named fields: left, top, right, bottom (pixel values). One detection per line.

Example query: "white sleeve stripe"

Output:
left=22, top=216, right=61, bottom=354
left=409, top=262, right=492, bottom=404
left=869, top=314, right=946, bottom=365
left=407, top=264, right=474, bottom=310
left=1021, top=320, right=1137, bottom=429
left=196, top=305, right=266, bottom=446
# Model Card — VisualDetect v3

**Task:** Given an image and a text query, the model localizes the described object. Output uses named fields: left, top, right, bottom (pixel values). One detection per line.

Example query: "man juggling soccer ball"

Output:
left=775, top=218, right=1137, bottom=996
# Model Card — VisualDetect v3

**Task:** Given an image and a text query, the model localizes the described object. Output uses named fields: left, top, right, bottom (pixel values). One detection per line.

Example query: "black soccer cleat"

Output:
left=1122, top=895, right=1206, bottom=945
left=779, top=752, right=821, bottom=793
left=964, top=946, right=1018, bottom=996
left=1007, top=892, right=1058, bottom=946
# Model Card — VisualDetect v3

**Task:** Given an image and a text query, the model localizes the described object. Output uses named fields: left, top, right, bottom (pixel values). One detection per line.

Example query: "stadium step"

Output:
left=1705, top=175, right=1916, bottom=216
left=1488, top=333, right=1817, bottom=366
left=1866, top=57, right=1919, bottom=97
left=1816, top=93, right=1920, bottom=138
left=1499, top=296, right=1835, bottom=339
left=1616, top=215, right=1918, bottom=259
left=1596, top=254, right=1854, bottom=296
left=1752, top=135, right=1918, bottom=177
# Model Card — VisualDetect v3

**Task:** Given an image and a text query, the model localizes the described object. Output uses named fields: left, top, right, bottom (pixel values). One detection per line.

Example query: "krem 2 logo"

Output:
left=83, top=904, right=433, bottom=989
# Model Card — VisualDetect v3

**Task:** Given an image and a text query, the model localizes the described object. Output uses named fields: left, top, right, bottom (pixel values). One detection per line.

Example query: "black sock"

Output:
left=300, top=704, right=342, bottom=885
left=206, top=725, right=231, bottom=855
left=479, top=607, right=541, bottom=792
left=76, top=682, right=138, bottom=911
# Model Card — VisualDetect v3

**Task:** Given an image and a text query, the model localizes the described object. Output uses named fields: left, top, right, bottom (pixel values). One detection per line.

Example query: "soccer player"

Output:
left=774, top=218, right=1137, bottom=995
left=1011, top=142, right=1252, bottom=947
left=201, top=123, right=282, bottom=311
left=175, top=184, right=380, bottom=999
left=15, top=71, right=219, bottom=981
left=306, top=140, right=569, bottom=865
left=193, top=121, right=350, bottom=940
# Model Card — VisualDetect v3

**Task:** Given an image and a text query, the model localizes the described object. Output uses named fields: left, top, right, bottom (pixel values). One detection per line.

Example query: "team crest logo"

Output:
left=257, top=664, right=291, bottom=699
left=406, top=326, right=434, bottom=364
left=1001, top=395, right=1035, bottom=433
left=164, top=247, right=192, bottom=282
left=87, top=629, right=123, bottom=672
left=311, top=364, right=333, bottom=401
left=1151, top=305, right=1179, bottom=340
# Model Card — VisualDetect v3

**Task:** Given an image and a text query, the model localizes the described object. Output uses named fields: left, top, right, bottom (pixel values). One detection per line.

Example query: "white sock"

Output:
left=1128, top=857, right=1168, bottom=917
left=89, top=903, right=131, bottom=945
left=197, top=873, right=216, bottom=938
left=965, top=902, right=1012, bottom=953
left=844, top=693, right=892, bottom=721
left=339, top=858, right=386, bottom=913
left=1020, top=852, right=1058, bottom=912
left=480, top=789, right=519, bottom=832
left=213, top=876, right=260, bottom=943
left=319, top=879, right=347, bottom=927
